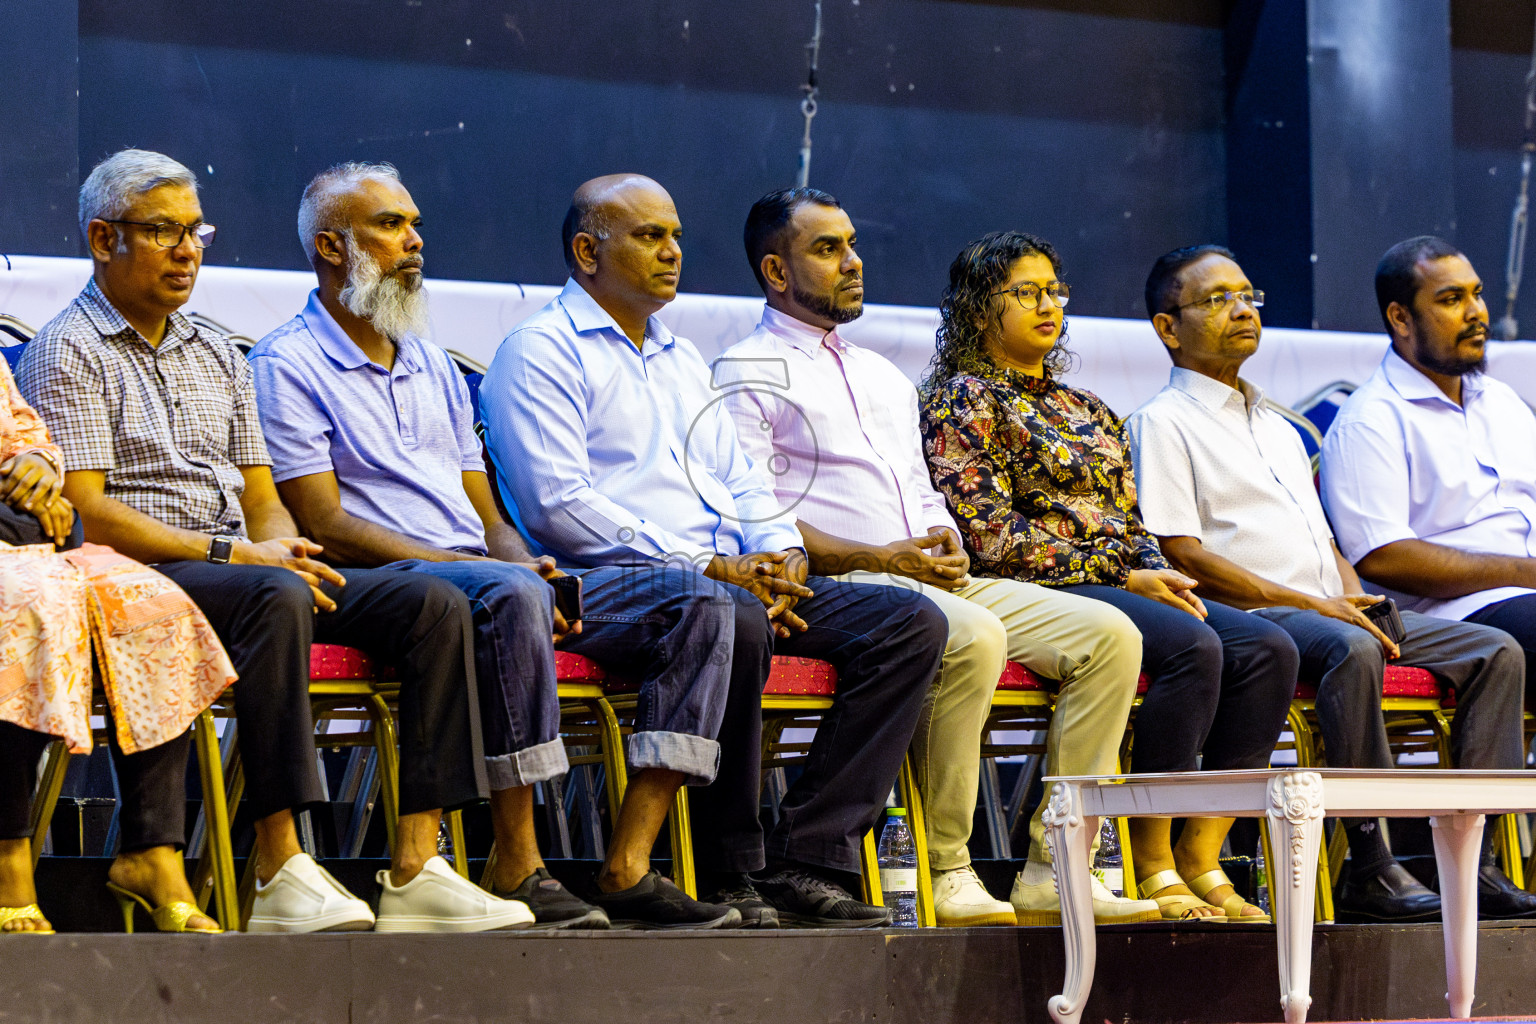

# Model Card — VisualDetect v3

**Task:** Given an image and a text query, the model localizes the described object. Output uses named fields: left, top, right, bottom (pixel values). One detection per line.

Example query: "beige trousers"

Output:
left=836, top=572, right=1142, bottom=870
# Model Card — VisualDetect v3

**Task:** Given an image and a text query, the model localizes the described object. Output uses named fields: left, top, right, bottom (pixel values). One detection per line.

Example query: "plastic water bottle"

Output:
left=1254, top=840, right=1270, bottom=915
left=877, top=808, right=919, bottom=927
left=1092, top=818, right=1124, bottom=896
left=437, top=819, right=454, bottom=865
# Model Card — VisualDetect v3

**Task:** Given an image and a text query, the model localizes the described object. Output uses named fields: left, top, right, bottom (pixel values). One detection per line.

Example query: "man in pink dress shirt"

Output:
left=714, top=188, right=1156, bottom=927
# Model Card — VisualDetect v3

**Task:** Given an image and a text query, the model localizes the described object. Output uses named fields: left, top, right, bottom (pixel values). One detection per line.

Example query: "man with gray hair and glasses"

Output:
left=18, top=148, right=533, bottom=934
left=250, top=162, right=746, bottom=930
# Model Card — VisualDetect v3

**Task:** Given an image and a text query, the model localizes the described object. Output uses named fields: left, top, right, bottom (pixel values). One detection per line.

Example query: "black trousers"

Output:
left=1059, top=586, right=1299, bottom=774
left=0, top=500, right=83, bottom=549
left=0, top=502, right=189, bottom=851
left=154, top=562, right=488, bottom=819
left=1467, top=593, right=1536, bottom=709
left=690, top=576, right=946, bottom=876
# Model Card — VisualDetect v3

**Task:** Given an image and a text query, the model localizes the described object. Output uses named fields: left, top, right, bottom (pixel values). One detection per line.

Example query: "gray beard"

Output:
left=338, top=241, right=430, bottom=341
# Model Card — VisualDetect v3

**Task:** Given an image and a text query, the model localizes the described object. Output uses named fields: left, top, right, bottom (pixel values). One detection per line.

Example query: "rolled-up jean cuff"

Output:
left=625, top=731, right=721, bottom=786
left=485, top=738, right=569, bottom=790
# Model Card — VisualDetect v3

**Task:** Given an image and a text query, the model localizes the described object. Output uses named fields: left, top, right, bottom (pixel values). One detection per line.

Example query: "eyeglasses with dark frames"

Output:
left=1172, top=289, right=1263, bottom=314
left=991, top=282, right=1070, bottom=310
left=103, top=220, right=217, bottom=250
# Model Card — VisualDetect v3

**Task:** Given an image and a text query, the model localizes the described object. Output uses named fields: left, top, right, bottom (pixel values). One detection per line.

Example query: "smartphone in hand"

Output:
left=549, top=574, right=583, bottom=624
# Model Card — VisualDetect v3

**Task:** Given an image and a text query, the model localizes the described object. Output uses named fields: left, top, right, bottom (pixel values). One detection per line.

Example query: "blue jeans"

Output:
left=388, top=561, right=732, bottom=788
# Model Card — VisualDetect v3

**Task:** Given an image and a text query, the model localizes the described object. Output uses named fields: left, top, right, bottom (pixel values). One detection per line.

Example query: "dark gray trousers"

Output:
left=1251, top=606, right=1526, bottom=772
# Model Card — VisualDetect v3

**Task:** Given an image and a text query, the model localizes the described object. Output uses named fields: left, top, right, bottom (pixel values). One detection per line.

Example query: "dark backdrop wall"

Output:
left=72, top=0, right=1227, bottom=317
left=5, top=0, right=1536, bottom=332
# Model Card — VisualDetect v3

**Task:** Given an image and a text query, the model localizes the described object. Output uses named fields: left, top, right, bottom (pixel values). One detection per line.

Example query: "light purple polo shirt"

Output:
left=249, top=290, right=488, bottom=554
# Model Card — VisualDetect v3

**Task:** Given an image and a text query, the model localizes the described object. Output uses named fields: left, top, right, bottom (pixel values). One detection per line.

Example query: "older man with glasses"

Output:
left=1125, top=243, right=1535, bottom=922
left=17, top=149, right=530, bottom=934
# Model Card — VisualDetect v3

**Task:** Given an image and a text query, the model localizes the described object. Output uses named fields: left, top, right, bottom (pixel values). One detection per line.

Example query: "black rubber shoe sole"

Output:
left=604, top=907, right=742, bottom=931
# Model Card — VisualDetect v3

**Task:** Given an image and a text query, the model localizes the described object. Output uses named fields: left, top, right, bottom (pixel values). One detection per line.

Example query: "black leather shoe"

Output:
left=1477, top=864, right=1536, bottom=920
left=702, top=873, right=780, bottom=929
left=1335, top=862, right=1441, bottom=922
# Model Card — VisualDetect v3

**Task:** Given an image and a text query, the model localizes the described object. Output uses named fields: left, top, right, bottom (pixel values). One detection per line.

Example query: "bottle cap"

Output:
left=886, top=807, right=906, bottom=816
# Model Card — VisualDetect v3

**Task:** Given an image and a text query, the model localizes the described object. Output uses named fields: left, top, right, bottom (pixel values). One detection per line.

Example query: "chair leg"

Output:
left=1497, top=813, right=1524, bottom=889
left=366, top=694, right=401, bottom=854
left=1327, top=818, right=1348, bottom=883
left=1313, top=824, right=1335, bottom=923
left=191, top=710, right=240, bottom=931
left=1115, top=817, right=1135, bottom=892
left=28, top=741, right=69, bottom=869
left=897, top=758, right=935, bottom=927
left=447, top=809, right=470, bottom=880
left=595, top=698, right=628, bottom=820
left=860, top=830, right=884, bottom=907
left=668, top=788, right=696, bottom=897
left=1286, top=706, right=1316, bottom=768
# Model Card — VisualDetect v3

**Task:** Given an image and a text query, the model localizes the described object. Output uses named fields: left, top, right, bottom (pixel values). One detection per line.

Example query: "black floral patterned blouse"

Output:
left=919, top=368, right=1170, bottom=586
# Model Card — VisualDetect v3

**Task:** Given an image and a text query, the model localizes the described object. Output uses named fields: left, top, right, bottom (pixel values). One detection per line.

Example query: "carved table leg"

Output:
left=1267, top=772, right=1324, bottom=1024
left=1430, top=813, right=1484, bottom=1019
left=1044, top=782, right=1094, bottom=1024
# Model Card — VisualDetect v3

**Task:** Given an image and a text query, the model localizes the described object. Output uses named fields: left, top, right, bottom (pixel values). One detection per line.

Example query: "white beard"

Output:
left=338, top=238, right=430, bottom=341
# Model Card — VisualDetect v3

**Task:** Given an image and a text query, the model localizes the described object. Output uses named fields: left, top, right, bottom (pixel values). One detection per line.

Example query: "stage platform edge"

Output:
left=2, top=920, right=1536, bottom=1023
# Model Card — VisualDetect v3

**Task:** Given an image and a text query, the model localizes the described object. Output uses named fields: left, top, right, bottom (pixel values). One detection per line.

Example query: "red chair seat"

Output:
left=556, top=651, right=607, bottom=683
left=997, top=662, right=1046, bottom=690
left=762, top=656, right=839, bottom=696
left=1294, top=665, right=1442, bottom=701
left=310, top=643, right=381, bottom=681
left=996, top=662, right=1152, bottom=693
left=310, top=644, right=609, bottom=685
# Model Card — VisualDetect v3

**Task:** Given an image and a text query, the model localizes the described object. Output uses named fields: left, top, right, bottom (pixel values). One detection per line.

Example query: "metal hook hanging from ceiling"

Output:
left=796, top=1, right=824, bottom=188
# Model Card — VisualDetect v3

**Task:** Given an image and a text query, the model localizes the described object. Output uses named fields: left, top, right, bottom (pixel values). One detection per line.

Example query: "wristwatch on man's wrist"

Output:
left=206, top=534, right=236, bottom=564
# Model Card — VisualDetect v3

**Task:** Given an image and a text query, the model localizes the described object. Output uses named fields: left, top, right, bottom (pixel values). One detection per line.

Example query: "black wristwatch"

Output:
left=206, top=534, right=236, bottom=564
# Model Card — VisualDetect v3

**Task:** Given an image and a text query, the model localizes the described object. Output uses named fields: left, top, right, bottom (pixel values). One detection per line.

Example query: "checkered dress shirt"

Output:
left=16, top=279, right=270, bottom=537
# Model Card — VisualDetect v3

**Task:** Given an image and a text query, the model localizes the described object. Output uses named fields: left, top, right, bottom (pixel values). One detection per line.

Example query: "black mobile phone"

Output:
left=1361, top=597, right=1407, bottom=644
left=549, top=574, right=583, bottom=623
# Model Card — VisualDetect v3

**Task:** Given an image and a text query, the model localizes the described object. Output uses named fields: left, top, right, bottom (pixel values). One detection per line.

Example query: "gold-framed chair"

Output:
left=32, top=705, right=240, bottom=930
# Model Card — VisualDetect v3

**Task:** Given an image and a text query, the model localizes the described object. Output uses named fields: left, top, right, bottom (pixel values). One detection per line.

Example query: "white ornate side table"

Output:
left=1042, top=768, right=1536, bottom=1024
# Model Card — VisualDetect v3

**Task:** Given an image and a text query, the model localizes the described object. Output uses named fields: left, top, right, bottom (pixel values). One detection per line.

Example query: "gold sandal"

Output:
left=1135, top=869, right=1227, bottom=922
left=0, top=904, right=53, bottom=934
left=106, top=882, right=222, bottom=934
left=1187, top=868, right=1271, bottom=923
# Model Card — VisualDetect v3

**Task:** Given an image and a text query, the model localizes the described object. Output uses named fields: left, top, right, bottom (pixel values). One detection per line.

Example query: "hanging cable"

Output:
left=1499, top=8, right=1536, bottom=341
left=796, top=0, right=823, bottom=188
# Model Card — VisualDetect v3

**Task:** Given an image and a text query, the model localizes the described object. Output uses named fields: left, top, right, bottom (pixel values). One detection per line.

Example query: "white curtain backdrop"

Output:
left=6, top=255, right=1535, bottom=416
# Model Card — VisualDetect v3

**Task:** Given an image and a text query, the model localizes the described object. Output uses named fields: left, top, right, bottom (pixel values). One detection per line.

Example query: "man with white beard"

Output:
left=249, top=164, right=751, bottom=930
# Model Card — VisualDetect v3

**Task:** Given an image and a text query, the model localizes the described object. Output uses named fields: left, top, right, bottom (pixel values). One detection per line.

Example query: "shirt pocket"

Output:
left=171, top=376, right=235, bottom=461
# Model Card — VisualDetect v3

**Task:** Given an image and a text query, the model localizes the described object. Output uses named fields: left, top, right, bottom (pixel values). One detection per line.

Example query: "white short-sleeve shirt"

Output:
left=1125, top=367, right=1343, bottom=602
left=1319, top=348, right=1536, bottom=620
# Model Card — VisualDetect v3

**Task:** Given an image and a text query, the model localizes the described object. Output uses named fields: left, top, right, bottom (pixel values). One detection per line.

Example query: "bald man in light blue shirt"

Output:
left=482, top=173, right=946, bottom=928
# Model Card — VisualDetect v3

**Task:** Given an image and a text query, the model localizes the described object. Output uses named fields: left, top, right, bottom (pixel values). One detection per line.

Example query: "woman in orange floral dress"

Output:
left=0, top=358, right=234, bottom=934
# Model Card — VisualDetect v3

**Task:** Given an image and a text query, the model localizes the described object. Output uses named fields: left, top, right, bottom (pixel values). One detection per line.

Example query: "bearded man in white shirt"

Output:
left=715, top=188, right=1158, bottom=928
left=1322, top=236, right=1536, bottom=707
left=1127, top=243, right=1536, bottom=921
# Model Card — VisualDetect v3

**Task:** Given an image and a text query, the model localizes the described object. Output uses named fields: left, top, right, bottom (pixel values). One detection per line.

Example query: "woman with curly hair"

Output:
left=918, top=231, right=1297, bottom=922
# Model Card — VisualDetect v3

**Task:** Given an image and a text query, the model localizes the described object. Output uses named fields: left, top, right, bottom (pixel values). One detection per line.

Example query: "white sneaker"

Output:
left=248, top=853, right=376, bottom=934
left=1010, top=864, right=1162, bottom=926
left=932, top=865, right=1017, bottom=927
left=375, top=856, right=535, bottom=933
